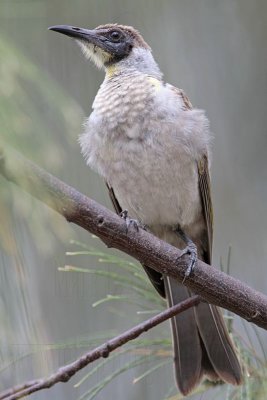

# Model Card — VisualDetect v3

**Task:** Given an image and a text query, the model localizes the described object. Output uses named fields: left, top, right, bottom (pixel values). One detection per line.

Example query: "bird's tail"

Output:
left=164, top=276, right=242, bottom=396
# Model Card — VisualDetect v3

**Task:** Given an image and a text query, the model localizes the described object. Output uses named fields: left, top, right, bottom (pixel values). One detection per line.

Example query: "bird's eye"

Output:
left=109, top=30, right=122, bottom=41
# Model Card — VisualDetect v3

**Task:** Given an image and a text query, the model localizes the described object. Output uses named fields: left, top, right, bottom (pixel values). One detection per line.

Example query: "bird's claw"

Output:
left=179, top=243, right=198, bottom=283
left=120, top=210, right=140, bottom=232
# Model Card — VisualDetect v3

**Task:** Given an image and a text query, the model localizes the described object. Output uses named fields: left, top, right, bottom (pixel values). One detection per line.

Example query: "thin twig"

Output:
left=0, top=381, right=39, bottom=400
left=0, top=296, right=201, bottom=400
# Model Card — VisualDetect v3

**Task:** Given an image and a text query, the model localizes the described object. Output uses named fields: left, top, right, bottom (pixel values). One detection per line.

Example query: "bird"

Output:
left=49, top=23, right=242, bottom=395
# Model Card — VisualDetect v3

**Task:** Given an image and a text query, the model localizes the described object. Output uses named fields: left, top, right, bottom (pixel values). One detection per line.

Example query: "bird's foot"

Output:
left=120, top=210, right=140, bottom=232
left=175, top=226, right=198, bottom=283
left=179, top=243, right=198, bottom=283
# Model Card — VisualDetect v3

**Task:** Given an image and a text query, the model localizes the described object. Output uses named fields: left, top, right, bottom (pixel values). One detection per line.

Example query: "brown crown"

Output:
left=95, top=23, right=150, bottom=50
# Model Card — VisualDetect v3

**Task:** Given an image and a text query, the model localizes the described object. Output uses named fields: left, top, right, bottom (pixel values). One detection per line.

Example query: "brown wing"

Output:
left=166, top=86, right=242, bottom=392
left=170, top=84, right=213, bottom=263
left=195, top=160, right=242, bottom=386
left=197, top=154, right=213, bottom=264
left=106, top=183, right=122, bottom=214
left=169, top=85, right=193, bottom=110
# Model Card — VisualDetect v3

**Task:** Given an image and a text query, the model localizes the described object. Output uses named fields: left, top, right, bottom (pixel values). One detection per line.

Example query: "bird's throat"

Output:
left=105, top=64, right=118, bottom=78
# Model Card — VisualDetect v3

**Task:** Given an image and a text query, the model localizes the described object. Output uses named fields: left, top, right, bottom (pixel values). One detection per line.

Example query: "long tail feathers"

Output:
left=164, top=276, right=242, bottom=395
left=195, top=303, right=242, bottom=384
left=164, top=276, right=202, bottom=395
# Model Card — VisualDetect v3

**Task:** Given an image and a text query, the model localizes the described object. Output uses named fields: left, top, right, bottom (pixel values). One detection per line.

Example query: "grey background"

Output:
left=0, top=1, right=266, bottom=399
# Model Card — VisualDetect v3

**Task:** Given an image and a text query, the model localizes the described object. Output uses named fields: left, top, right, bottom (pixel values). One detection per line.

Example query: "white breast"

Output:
left=79, top=76, right=211, bottom=228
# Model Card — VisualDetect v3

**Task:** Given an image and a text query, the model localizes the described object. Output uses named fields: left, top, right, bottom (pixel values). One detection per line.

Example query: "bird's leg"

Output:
left=175, top=225, right=198, bottom=282
left=120, top=209, right=141, bottom=232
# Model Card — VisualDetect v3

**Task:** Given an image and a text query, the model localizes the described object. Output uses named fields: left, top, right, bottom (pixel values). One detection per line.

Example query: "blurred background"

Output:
left=0, top=1, right=267, bottom=399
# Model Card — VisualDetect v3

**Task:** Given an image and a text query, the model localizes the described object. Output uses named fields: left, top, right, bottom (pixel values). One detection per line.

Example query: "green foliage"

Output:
left=0, top=34, right=82, bottom=254
left=1, top=238, right=266, bottom=399
left=0, top=33, right=84, bottom=386
left=58, top=240, right=267, bottom=400
left=0, top=34, right=82, bottom=167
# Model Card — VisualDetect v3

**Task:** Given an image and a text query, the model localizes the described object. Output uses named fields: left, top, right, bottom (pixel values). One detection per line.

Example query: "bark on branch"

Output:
left=0, top=146, right=267, bottom=330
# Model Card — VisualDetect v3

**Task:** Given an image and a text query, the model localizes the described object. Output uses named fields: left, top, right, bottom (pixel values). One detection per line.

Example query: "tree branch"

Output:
left=0, top=296, right=201, bottom=400
left=0, top=146, right=267, bottom=330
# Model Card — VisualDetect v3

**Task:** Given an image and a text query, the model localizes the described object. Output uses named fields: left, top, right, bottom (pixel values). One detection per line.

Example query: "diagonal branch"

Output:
left=0, top=296, right=201, bottom=400
left=0, top=146, right=267, bottom=330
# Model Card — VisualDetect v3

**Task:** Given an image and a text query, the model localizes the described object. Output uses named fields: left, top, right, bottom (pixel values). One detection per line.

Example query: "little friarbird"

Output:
left=49, top=23, right=242, bottom=396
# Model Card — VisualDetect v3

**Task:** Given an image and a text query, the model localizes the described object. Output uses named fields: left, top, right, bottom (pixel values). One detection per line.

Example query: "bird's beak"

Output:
left=49, top=25, right=103, bottom=48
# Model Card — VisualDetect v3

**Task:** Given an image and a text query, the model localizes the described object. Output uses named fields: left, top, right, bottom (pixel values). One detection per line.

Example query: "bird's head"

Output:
left=49, top=23, right=162, bottom=78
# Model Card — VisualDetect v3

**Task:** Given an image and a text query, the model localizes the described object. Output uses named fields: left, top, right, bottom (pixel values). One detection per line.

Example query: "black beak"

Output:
left=49, top=24, right=129, bottom=62
left=48, top=25, right=101, bottom=46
